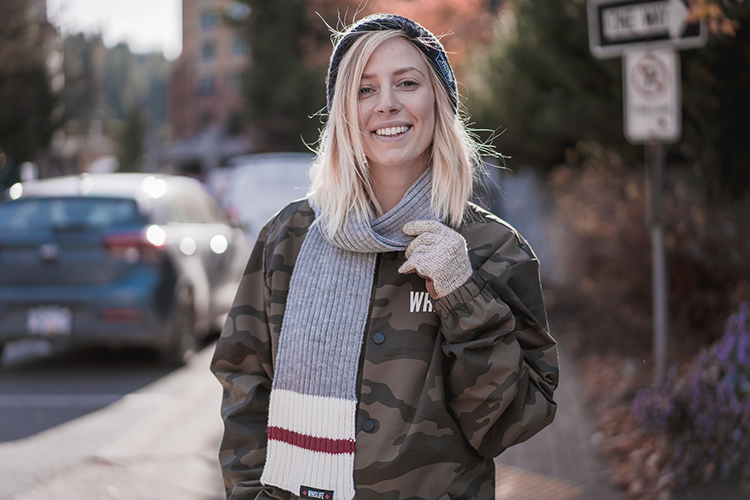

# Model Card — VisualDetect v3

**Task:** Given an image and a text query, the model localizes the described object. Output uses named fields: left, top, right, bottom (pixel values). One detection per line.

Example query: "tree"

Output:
left=688, top=0, right=746, bottom=36
left=104, top=43, right=169, bottom=123
left=680, top=1, right=750, bottom=196
left=466, top=0, right=627, bottom=169
left=365, top=0, right=497, bottom=79
left=0, top=0, right=60, bottom=187
left=232, top=0, right=349, bottom=151
left=117, top=106, right=147, bottom=172
left=62, top=36, right=170, bottom=125
left=62, top=33, right=104, bottom=122
left=469, top=0, right=750, bottom=196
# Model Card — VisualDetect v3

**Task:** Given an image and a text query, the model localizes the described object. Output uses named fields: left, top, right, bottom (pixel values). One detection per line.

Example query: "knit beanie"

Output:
left=326, top=13, right=458, bottom=113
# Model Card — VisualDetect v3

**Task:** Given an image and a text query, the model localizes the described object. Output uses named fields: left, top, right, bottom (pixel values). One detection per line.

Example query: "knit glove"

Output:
left=398, top=220, right=473, bottom=299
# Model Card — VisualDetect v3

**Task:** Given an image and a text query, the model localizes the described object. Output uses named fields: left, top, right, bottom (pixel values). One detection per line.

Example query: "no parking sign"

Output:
left=623, top=46, right=681, bottom=144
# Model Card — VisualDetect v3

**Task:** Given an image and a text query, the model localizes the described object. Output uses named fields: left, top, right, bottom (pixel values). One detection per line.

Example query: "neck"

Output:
left=369, top=162, right=429, bottom=215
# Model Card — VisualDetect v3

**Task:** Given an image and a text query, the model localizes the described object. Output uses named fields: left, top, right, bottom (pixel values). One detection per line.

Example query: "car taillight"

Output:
left=99, top=307, right=144, bottom=323
left=102, top=226, right=166, bottom=263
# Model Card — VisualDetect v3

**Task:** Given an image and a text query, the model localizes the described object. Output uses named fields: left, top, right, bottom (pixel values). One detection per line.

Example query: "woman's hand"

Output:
left=398, top=220, right=472, bottom=299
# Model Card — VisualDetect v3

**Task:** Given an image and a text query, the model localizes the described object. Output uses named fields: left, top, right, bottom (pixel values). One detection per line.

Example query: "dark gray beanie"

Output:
left=326, top=14, right=458, bottom=113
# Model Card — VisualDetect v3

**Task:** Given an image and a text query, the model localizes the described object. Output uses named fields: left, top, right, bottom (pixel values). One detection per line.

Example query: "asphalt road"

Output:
left=0, top=341, right=175, bottom=443
left=0, top=341, right=225, bottom=500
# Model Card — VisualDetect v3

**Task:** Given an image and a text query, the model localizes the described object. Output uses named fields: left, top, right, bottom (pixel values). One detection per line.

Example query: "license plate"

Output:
left=27, top=306, right=72, bottom=336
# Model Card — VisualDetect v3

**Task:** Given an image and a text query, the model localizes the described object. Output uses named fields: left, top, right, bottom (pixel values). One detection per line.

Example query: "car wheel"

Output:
left=160, top=287, right=198, bottom=367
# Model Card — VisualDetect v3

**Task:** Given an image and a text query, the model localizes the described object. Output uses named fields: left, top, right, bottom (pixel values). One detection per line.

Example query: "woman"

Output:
left=211, top=13, right=558, bottom=500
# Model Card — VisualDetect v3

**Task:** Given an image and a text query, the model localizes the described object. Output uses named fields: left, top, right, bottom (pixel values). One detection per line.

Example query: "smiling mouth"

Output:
left=374, top=125, right=411, bottom=137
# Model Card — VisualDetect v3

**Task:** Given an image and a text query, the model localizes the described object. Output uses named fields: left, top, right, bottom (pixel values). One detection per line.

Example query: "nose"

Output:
left=375, top=86, right=400, bottom=114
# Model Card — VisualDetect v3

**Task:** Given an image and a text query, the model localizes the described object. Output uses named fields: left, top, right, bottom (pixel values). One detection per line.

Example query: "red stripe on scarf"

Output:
left=268, top=426, right=355, bottom=455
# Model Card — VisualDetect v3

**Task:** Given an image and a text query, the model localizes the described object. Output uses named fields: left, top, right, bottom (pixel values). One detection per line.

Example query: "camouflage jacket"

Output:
left=211, top=199, right=559, bottom=500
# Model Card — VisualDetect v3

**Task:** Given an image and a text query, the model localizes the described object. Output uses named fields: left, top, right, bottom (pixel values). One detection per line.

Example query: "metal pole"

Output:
left=647, top=141, right=668, bottom=382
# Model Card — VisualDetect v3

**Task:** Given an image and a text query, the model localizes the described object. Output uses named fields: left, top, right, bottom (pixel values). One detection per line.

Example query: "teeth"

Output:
left=375, top=126, right=409, bottom=136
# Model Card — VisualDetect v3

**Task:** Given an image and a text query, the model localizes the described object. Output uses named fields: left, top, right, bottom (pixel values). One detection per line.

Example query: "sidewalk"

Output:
left=0, top=346, right=225, bottom=500
left=490, top=170, right=620, bottom=499
left=494, top=347, right=621, bottom=500
left=0, top=343, right=620, bottom=500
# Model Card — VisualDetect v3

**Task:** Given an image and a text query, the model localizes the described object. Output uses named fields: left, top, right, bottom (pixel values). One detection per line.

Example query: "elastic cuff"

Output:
left=433, top=272, right=486, bottom=318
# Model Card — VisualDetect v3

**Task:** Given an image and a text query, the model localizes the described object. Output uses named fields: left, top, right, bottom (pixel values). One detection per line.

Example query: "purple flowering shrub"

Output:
left=632, top=302, right=750, bottom=486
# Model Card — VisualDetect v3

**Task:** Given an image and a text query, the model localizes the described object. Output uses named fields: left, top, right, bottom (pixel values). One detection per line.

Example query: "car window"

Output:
left=166, top=194, right=206, bottom=224
left=0, top=198, right=142, bottom=233
left=162, top=196, right=187, bottom=223
left=164, top=188, right=228, bottom=225
left=194, top=189, right=228, bottom=224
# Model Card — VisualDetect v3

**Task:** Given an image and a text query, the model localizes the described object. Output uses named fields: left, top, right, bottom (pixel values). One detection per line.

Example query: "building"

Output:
left=164, top=0, right=252, bottom=175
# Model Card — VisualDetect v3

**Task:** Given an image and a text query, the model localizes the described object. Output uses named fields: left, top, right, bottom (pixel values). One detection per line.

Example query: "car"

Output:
left=207, top=152, right=316, bottom=240
left=0, top=173, right=251, bottom=366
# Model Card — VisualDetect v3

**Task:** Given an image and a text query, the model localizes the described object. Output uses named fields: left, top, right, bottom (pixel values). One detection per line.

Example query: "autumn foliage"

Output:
left=688, top=0, right=747, bottom=36
left=309, top=0, right=496, bottom=80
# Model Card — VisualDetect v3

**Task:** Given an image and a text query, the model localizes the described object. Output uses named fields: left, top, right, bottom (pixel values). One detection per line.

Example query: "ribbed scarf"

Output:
left=261, top=169, right=436, bottom=500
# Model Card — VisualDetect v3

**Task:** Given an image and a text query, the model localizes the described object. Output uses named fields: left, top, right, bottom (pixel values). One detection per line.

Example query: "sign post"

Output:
left=588, top=0, right=706, bottom=382
left=646, top=142, right=668, bottom=383
left=622, top=46, right=679, bottom=382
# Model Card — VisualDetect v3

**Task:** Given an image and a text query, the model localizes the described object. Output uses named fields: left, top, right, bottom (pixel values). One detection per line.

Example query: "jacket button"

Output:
left=362, top=419, right=376, bottom=433
left=372, top=332, right=385, bottom=345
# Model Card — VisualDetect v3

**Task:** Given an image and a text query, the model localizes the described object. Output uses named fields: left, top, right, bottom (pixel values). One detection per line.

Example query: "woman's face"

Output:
left=357, top=36, right=436, bottom=177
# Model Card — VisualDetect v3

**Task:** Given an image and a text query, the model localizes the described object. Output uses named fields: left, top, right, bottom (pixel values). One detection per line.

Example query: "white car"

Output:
left=208, top=153, right=316, bottom=240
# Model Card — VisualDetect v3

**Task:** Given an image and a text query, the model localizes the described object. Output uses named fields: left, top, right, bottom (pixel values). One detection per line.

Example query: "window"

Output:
left=232, top=36, right=247, bottom=56
left=227, top=112, right=243, bottom=136
left=230, top=71, right=243, bottom=90
left=166, top=189, right=226, bottom=224
left=201, top=11, right=220, bottom=31
left=200, top=112, right=214, bottom=130
left=170, top=195, right=208, bottom=223
left=194, top=189, right=229, bottom=224
left=0, top=198, right=142, bottom=233
left=202, top=42, right=215, bottom=62
left=196, top=76, right=215, bottom=96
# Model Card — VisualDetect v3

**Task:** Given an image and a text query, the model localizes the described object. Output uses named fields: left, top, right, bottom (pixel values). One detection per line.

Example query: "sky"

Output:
left=46, top=0, right=183, bottom=60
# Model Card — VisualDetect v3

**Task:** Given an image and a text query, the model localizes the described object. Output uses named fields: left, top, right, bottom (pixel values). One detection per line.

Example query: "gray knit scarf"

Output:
left=261, top=169, right=435, bottom=500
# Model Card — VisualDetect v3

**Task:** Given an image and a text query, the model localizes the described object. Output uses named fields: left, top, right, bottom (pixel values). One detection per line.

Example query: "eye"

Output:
left=359, top=86, right=374, bottom=96
left=399, top=79, right=420, bottom=89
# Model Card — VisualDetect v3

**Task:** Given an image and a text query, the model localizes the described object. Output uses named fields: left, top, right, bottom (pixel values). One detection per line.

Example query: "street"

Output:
left=0, top=341, right=225, bottom=500
left=0, top=341, right=174, bottom=443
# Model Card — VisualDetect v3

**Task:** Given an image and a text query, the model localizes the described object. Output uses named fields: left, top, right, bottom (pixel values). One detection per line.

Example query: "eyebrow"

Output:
left=361, top=66, right=426, bottom=80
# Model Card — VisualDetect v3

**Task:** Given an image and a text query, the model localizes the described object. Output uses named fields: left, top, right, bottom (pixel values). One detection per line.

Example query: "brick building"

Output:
left=164, top=0, right=252, bottom=174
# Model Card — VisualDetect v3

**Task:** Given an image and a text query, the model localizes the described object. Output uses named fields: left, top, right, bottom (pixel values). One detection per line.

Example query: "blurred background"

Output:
left=1, top=1, right=749, bottom=499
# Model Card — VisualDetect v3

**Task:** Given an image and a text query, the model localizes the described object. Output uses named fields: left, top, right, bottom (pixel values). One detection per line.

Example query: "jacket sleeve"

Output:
left=433, top=227, right=559, bottom=459
left=210, top=225, right=284, bottom=500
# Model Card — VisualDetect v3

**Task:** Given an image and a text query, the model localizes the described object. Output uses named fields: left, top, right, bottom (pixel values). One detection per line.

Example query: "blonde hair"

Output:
left=309, top=30, right=481, bottom=236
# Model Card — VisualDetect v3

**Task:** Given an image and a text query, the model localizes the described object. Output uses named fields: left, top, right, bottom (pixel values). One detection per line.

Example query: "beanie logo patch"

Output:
left=301, top=486, right=334, bottom=499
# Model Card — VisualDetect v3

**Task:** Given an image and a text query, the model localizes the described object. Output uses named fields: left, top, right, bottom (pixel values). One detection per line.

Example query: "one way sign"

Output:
left=588, top=0, right=707, bottom=58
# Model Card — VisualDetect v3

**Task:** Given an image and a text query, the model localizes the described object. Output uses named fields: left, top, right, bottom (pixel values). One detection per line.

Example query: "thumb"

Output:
left=398, top=260, right=416, bottom=275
